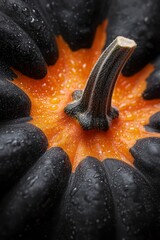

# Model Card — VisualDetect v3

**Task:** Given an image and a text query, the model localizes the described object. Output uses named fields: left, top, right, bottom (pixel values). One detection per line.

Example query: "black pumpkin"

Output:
left=0, top=0, right=160, bottom=240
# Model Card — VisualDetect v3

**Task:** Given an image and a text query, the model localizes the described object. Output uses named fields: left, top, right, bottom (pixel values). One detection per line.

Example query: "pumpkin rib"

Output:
left=0, top=0, right=58, bottom=66
left=0, top=78, right=31, bottom=121
left=143, top=57, right=160, bottom=100
left=0, top=10, right=47, bottom=79
left=130, top=138, right=160, bottom=238
left=106, top=0, right=160, bottom=76
left=103, top=158, right=158, bottom=239
left=130, top=137, right=160, bottom=195
left=145, top=111, right=160, bottom=133
left=0, top=147, right=71, bottom=240
left=0, top=58, right=17, bottom=81
left=32, top=0, right=109, bottom=51
left=0, top=122, right=48, bottom=195
left=54, top=157, right=115, bottom=240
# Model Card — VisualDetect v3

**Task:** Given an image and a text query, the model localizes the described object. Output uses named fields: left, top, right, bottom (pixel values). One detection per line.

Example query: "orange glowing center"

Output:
left=14, top=21, right=160, bottom=170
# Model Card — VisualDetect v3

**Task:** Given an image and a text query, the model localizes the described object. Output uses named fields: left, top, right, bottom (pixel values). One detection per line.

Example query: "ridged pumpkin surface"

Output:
left=1, top=0, right=160, bottom=239
left=14, top=21, right=160, bottom=170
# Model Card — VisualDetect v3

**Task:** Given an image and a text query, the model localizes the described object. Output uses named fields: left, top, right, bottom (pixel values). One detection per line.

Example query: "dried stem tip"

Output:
left=64, top=36, right=137, bottom=131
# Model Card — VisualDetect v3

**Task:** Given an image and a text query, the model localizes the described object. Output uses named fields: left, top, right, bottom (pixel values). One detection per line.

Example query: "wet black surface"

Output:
left=0, top=1, right=160, bottom=239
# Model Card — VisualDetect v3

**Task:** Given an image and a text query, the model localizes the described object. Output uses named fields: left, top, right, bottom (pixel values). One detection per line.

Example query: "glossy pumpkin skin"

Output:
left=0, top=0, right=160, bottom=239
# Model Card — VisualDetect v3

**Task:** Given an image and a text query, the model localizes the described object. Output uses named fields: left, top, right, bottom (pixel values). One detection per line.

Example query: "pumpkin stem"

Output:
left=64, top=36, right=136, bottom=131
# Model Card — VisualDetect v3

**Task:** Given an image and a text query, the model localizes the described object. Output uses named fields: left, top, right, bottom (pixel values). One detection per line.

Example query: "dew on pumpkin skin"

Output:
left=119, top=103, right=127, bottom=110
left=82, top=63, right=87, bottom=69
left=58, top=73, right=62, bottom=78
left=125, top=114, right=134, bottom=121
left=12, top=3, right=18, bottom=11
left=70, top=60, right=75, bottom=65
left=22, top=7, right=30, bottom=17
left=30, top=17, right=35, bottom=24
left=128, top=94, right=134, bottom=99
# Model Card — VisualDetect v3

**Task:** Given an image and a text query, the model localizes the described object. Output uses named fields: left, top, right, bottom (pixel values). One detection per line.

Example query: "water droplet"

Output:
left=13, top=3, right=18, bottom=11
left=22, top=7, right=30, bottom=17
left=144, top=17, right=148, bottom=23
left=30, top=17, right=35, bottom=24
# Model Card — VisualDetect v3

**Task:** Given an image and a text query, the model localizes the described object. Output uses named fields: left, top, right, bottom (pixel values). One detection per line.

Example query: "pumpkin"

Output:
left=0, top=0, right=160, bottom=239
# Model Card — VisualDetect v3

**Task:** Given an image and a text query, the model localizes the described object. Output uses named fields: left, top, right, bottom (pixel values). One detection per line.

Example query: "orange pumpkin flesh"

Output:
left=14, top=21, right=160, bottom=170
